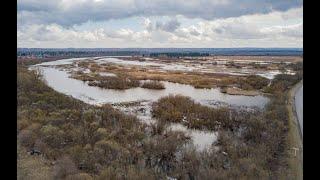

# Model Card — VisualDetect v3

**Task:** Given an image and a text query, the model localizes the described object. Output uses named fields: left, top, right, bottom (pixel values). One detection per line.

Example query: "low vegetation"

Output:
left=141, top=81, right=165, bottom=89
left=152, top=95, right=235, bottom=130
left=87, top=77, right=140, bottom=90
left=152, top=93, right=293, bottom=178
left=18, top=65, right=192, bottom=179
left=264, top=72, right=302, bottom=94
left=72, top=73, right=140, bottom=90
left=221, top=87, right=260, bottom=96
left=262, top=61, right=303, bottom=94
left=238, top=75, right=270, bottom=90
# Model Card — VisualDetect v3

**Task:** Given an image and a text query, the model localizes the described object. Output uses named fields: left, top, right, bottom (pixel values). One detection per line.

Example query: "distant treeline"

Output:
left=149, top=52, right=210, bottom=58
left=17, top=50, right=140, bottom=58
left=17, top=48, right=303, bottom=58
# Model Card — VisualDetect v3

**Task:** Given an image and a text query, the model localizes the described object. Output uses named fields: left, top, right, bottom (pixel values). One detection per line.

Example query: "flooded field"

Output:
left=93, top=56, right=295, bottom=79
left=36, top=67, right=269, bottom=107
left=31, top=56, right=299, bottom=151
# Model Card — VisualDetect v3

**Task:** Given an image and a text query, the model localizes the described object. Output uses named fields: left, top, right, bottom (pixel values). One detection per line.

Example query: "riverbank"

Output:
left=287, top=80, right=303, bottom=179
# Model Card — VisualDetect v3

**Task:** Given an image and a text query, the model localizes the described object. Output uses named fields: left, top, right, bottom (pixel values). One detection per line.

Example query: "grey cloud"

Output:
left=18, top=0, right=302, bottom=27
left=213, top=24, right=264, bottom=39
left=189, top=29, right=201, bottom=36
left=214, top=28, right=223, bottom=34
left=155, top=19, right=181, bottom=32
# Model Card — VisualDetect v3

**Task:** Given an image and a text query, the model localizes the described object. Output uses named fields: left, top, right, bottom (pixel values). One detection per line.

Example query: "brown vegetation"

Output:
left=87, top=77, right=140, bottom=89
left=72, top=73, right=140, bottom=90
left=152, top=95, right=242, bottom=131
left=238, top=75, right=269, bottom=90
left=141, top=81, right=165, bottom=89
left=222, top=87, right=260, bottom=96
left=71, top=60, right=239, bottom=89
left=152, top=94, right=293, bottom=179
left=263, top=71, right=303, bottom=94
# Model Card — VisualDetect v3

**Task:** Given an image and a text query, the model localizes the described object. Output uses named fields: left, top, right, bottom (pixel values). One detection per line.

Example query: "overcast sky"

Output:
left=17, top=0, right=303, bottom=48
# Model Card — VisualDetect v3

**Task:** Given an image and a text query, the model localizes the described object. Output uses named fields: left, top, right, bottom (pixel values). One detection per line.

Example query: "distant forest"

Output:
left=150, top=52, right=209, bottom=57
left=17, top=48, right=303, bottom=58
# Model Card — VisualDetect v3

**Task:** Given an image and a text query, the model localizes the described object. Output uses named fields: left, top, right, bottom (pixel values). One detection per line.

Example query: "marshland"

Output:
left=18, top=54, right=302, bottom=179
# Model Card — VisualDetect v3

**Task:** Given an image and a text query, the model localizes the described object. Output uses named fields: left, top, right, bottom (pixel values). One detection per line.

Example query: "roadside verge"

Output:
left=287, top=80, right=303, bottom=179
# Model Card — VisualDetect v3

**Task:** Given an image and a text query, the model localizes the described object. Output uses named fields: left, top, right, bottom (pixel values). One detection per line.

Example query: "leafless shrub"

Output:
left=53, top=156, right=78, bottom=179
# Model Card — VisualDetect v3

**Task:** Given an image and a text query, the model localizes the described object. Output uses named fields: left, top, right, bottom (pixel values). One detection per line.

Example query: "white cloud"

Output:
left=17, top=5, right=303, bottom=48
left=261, top=23, right=302, bottom=38
left=143, top=18, right=153, bottom=32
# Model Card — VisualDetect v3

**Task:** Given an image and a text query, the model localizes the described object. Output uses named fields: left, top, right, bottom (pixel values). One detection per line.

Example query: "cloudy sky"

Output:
left=17, top=0, right=303, bottom=48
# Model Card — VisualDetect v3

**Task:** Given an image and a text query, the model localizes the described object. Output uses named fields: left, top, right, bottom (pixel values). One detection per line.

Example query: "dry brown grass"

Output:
left=71, top=60, right=253, bottom=90
left=214, top=56, right=303, bottom=63
left=125, top=69, right=234, bottom=89
left=224, top=87, right=260, bottom=96
left=73, top=61, right=241, bottom=88
left=71, top=72, right=140, bottom=90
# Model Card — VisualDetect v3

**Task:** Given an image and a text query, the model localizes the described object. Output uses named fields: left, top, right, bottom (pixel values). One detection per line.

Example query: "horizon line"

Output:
left=17, top=47, right=303, bottom=49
